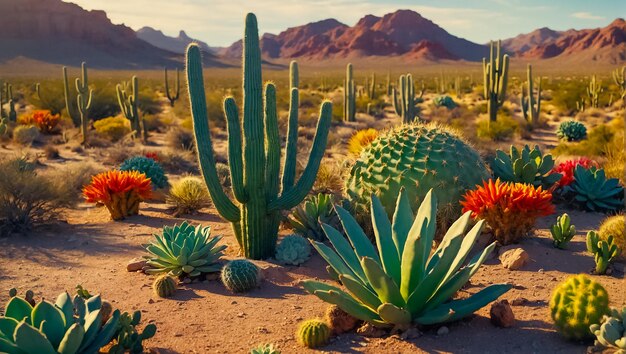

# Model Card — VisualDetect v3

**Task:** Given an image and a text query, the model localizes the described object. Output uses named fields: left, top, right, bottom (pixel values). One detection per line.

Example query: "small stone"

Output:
left=147, top=299, right=154, bottom=304
left=400, top=327, right=421, bottom=340
left=205, top=272, right=220, bottom=281
left=499, top=248, right=529, bottom=270
left=237, top=312, right=246, bottom=318
left=257, top=327, right=269, bottom=334
left=436, top=326, right=449, bottom=336
left=490, top=300, right=515, bottom=328
left=357, top=323, right=386, bottom=338
left=511, top=297, right=528, bottom=306
left=127, top=258, right=147, bottom=272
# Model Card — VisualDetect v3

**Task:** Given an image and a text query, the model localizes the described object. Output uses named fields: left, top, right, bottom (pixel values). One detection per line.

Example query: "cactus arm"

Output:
left=270, top=101, right=332, bottom=210
left=392, top=86, right=401, bottom=116
left=282, top=61, right=299, bottom=192
left=224, top=97, right=246, bottom=203
left=264, top=83, right=280, bottom=202
left=62, top=67, right=78, bottom=125
left=186, top=43, right=240, bottom=222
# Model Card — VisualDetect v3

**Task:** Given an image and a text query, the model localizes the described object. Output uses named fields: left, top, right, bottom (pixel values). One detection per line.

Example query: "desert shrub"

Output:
left=312, top=160, right=344, bottom=196
left=0, top=158, right=74, bottom=235
left=553, top=118, right=623, bottom=157
left=602, top=126, right=625, bottom=185
left=18, top=110, right=61, bottom=133
left=94, top=116, right=132, bottom=142
left=167, top=176, right=211, bottom=216
left=43, top=144, right=60, bottom=159
left=29, top=82, right=66, bottom=115
left=51, top=162, right=105, bottom=193
left=142, top=113, right=167, bottom=132
left=166, top=127, right=195, bottom=151
left=215, top=162, right=231, bottom=187
left=138, top=86, right=162, bottom=115
left=433, top=95, right=457, bottom=109
left=159, top=150, right=198, bottom=174
left=476, top=116, right=517, bottom=141
left=12, top=125, right=39, bottom=145
left=556, top=120, right=587, bottom=141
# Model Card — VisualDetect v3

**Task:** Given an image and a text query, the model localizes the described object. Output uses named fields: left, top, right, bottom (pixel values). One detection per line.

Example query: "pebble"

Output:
left=437, top=326, right=449, bottom=336
left=499, top=248, right=529, bottom=270
left=126, top=258, right=147, bottom=272
left=490, top=300, right=515, bottom=328
left=511, top=297, right=528, bottom=306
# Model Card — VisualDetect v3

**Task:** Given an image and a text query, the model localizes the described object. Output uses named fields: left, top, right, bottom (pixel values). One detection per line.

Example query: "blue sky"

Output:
left=68, top=0, right=622, bottom=46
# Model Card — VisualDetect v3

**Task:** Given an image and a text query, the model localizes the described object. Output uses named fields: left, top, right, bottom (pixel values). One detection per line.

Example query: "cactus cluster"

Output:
left=109, top=310, right=157, bottom=354
left=296, top=319, right=330, bottom=349
left=343, top=63, right=356, bottom=122
left=432, top=95, right=457, bottom=109
left=82, top=170, right=153, bottom=220
left=492, top=145, right=562, bottom=189
left=587, top=231, right=621, bottom=275
left=1, top=82, right=17, bottom=122
left=598, top=215, right=625, bottom=261
left=119, top=155, right=169, bottom=190
left=564, top=165, right=624, bottom=213
left=186, top=13, right=331, bottom=259
left=250, top=343, right=281, bottom=354
left=550, top=274, right=610, bottom=341
left=483, top=40, right=509, bottom=122
left=274, top=234, right=311, bottom=266
left=63, top=63, right=92, bottom=144
left=521, top=64, right=542, bottom=125
left=612, top=66, right=626, bottom=106
left=392, top=74, right=422, bottom=123
left=117, top=76, right=146, bottom=141
left=587, top=75, right=603, bottom=108
left=153, top=274, right=177, bottom=298
left=556, top=120, right=587, bottom=141
left=550, top=213, right=576, bottom=249
left=590, top=307, right=626, bottom=352
left=221, top=259, right=261, bottom=293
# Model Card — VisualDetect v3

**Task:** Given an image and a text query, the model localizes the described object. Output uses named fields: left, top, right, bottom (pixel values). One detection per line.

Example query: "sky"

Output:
left=67, top=0, right=622, bottom=47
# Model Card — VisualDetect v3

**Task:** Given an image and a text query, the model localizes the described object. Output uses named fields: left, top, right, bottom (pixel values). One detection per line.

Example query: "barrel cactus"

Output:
left=274, top=234, right=311, bottom=265
left=120, top=156, right=169, bottom=190
left=346, top=123, right=489, bottom=231
left=557, top=120, right=587, bottom=141
left=550, top=274, right=610, bottom=341
left=433, top=95, right=457, bottom=109
left=590, top=307, right=626, bottom=352
left=296, top=319, right=330, bottom=349
left=599, top=214, right=625, bottom=261
left=153, top=274, right=177, bottom=298
left=221, top=259, right=261, bottom=293
left=492, top=145, right=562, bottom=188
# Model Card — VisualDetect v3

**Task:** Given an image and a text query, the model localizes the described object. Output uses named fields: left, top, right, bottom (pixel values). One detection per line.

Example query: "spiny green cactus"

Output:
left=153, top=274, right=177, bottom=298
left=368, top=73, right=376, bottom=99
left=344, top=63, right=356, bottom=122
left=0, top=82, right=6, bottom=119
left=186, top=13, right=332, bottom=259
left=221, top=259, right=261, bottom=293
left=274, top=234, right=311, bottom=265
left=109, top=310, right=157, bottom=354
left=117, top=76, right=146, bottom=142
left=392, top=74, right=422, bottom=123
left=590, top=307, right=626, bottom=352
left=296, top=319, right=330, bottom=349
left=551, top=213, right=576, bottom=249
left=612, top=66, right=625, bottom=107
left=5, top=83, right=17, bottom=122
left=587, top=231, right=621, bottom=275
left=587, top=75, right=603, bottom=108
left=119, top=155, right=169, bottom=189
left=386, top=71, right=391, bottom=96
left=521, top=64, right=542, bottom=125
left=491, top=145, right=562, bottom=188
left=63, top=62, right=92, bottom=144
left=598, top=215, right=625, bottom=261
left=550, top=274, right=610, bottom=341
left=556, top=120, right=587, bottom=141
left=0, top=117, right=7, bottom=136
left=164, top=67, right=180, bottom=107
left=483, top=40, right=509, bottom=122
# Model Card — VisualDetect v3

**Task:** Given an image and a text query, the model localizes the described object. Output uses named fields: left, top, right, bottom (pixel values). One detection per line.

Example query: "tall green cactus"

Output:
left=483, top=40, right=509, bottom=122
left=587, top=75, right=603, bottom=108
left=368, top=73, right=376, bottom=99
left=63, top=62, right=92, bottom=144
left=611, top=66, right=625, bottom=107
left=186, top=13, right=332, bottom=259
left=521, top=64, right=542, bottom=125
left=164, top=67, right=180, bottom=107
left=343, top=63, right=356, bottom=122
left=117, top=76, right=146, bottom=142
left=386, top=71, right=391, bottom=96
left=5, top=83, right=16, bottom=122
left=392, top=73, right=421, bottom=123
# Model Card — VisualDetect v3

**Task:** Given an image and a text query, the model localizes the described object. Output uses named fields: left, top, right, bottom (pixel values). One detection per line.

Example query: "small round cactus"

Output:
left=598, top=214, right=625, bottom=261
left=153, top=274, right=177, bottom=298
left=556, top=120, right=587, bottom=141
left=221, top=259, right=261, bottom=293
left=550, top=274, right=610, bottom=341
left=296, top=319, right=331, bottom=348
left=275, top=234, right=311, bottom=266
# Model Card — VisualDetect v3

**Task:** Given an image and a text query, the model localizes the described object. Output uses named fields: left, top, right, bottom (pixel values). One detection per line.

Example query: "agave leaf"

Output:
left=361, top=257, right=405, bottom=308
left=443, top=220, right=485, bottom=283
left=13, top=321, right=56, bottom=354
left=146, top=244, right=177, bottom=263
left=339, top=274, right=382, bottom=311
left=520, top=163, right=536, bottom=183
left=314, top=289, right=383, bottom=324
left=335, top=206, right=380, bottom=264
left=371, top=195, right=401, bottom=285
left=77, top=309, right=102, bottom=352
left=32, top=301, right=66, bottom=348
left=391, top=188, right=413, bottom=258
left=54, top=292, right=74, bottom=331
left=4, top=297, right=33, bottom=323
left=377, top=303, right=411, bottom=325
left=310, top=240, right=362, bottom=285
left=320, top=224, right=368, bottom=285
left=0, top=317, right=19, bottom=341
left=56, top=323, right=84, bottom=354
left=0, top=336, right=22, bottom=354
left=80, top=309, right=120, bottom=354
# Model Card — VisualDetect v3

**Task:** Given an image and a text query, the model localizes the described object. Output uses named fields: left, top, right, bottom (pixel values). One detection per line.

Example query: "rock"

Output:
left=511, top=297, right=528, bottom=306
left=357, top=323, right=386, bottom=338
left=400, top=327, right=421, bottom=340
left=436, top=326, right=449, bottom=336
left=325, top=305, right=360, bottom=335
left=127, top=258, right=147, bottom=272
left=490, top=300, right=515, bottom=328
left=499, top=248, right=529, bottom=270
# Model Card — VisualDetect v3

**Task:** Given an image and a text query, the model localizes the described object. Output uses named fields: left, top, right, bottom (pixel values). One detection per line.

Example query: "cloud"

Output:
left=571, top=12, right=605, bottom=20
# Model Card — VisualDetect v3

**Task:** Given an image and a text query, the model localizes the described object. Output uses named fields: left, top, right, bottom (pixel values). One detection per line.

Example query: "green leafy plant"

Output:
left=109, top=310, right=157, bottom=354
left=590, top=307, right=626, bottom=352
left=144, top=221, right=225, bottom=278
left=275, top=234, right=311, bottom=265
left=557, top=121, right=587, bottom=141
left=302, top=189, right=511, bottom=328
left=250, top=343, right=280, bottom=354
left=296, top=319, right=331, bottom=349
left=221, top=259, right=261, bottom=293
left=288, top=193, right=341, bottom=241
left=491, top=145, right=562, bottom=188
left=550, top=213, right=576, bottom=249
left=586, top=231, right=621, bottom=275
left=119, top=156, right=169, bottom=190
left=564, top=166, right=624, bottom=213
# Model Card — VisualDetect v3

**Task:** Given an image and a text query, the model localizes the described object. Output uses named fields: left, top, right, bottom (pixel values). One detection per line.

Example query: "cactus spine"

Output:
left=343, top=63, right=356, bottom=122
left=392, top=73, right=420, bottom=123
left=117, top=76, right=146, bottom=142
left=612, top=66, right=625, bottom=107
left=164, top=67, right=181, bottom=107
left=521, top=64, right=542, bottom=125
left=587, top=75, right=603, bottom=108
left=186, top=13, right=332, bottom=259
left=483, top=40, right=509, bottom=122
left=63, top=63, right=92, bottom=144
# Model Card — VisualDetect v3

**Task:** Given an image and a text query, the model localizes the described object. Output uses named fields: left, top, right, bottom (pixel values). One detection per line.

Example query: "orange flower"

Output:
left=20, top=110, right=61, bottom=133
left=144, top=151, right=160, bottom=161
left=83, top=170, right=152, bottom=220
left=461, top=179, right=554, bottom=244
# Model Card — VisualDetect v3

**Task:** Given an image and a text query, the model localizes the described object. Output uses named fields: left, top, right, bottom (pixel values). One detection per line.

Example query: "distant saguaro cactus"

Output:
left=343, top=63, right=356, bottom=122
left=392, top=73, right=422, bottom=123
left=117, top=76, right=146, bottom=142
left=164, top=67, right=181, bottom=107
left=587, top=75, right=603, bottom=108
left=521, top=64, right=542, bottom=126
left=63, top=62, right=93, bottom=143
left=612, top=66, right=625, bottom=106
left=483, top=40, right=509, bottom=122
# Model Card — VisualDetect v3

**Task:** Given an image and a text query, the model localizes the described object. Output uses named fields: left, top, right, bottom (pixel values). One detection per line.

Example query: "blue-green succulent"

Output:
left=274, top=234, right=311, bottom=265
left=557, top=121, right=587, bottom=141
left=120, top=156, right=169, bottom=189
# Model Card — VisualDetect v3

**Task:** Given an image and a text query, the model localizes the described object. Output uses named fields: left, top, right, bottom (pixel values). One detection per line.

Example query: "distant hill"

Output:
left=137, top=27, right=214, bottom=55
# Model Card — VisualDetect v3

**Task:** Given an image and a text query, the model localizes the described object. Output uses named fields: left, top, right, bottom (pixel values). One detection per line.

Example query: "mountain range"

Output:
left=0, top=0, right=623, bottom=69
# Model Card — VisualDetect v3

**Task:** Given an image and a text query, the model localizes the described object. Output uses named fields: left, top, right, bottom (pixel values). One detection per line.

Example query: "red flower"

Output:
left=144, top=151, right=160, bottom=161
left=552, top=158, right=598, bottom=187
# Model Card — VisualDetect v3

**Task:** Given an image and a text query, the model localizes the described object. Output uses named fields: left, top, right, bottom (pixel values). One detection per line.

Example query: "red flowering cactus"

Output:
left=20, top=110, right=61, bottom=133
left=461, top=179, right=555, bottom=245
left=551, top=158, right=598, bottom=187
left=144, top=151, right=160, bottom=161
left=83, top=170, right=152, bottom=220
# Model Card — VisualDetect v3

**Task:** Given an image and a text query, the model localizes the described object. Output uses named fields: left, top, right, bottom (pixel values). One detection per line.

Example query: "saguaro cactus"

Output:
left=483, top=40, right=509, bottom=122
left=4, top=83, right=16, bottom=122
left=368, top=73, right=376, bottom=99
left=164, top=68, right=180, bottom=107
left=386, top=71, right=391, bottom=96
left=587, top=75, right=603, bottom=108
left=343, top=63, right=356, bottom=122
left=521, top=64, right=542, bottom=126
left=63, top=62, right=93, bottom=143
left=186, top=13, right=332, bottom=259
left=392, top=73, right=421, bottom=123
left=612, top=66, right=625, bottom=106
left=117, top=76, right=146, bottom=141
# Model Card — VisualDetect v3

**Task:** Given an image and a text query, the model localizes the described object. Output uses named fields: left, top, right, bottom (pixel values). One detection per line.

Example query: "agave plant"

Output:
left=492, top=145, right=562, bottom=188
left=288, top=193, right=341, bottom=241
left=565, top=165, right=624, bottom=213
left=144, top=221, right=226, bottom=277
left=302, top=189, right=511, bottom=328
left=0, top=290, right=120, bottom=354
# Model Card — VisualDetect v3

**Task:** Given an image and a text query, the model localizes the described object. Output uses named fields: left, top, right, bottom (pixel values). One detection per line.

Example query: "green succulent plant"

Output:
left=590, top=307, right=626, bottom=353
left=0, top=290, right=120, bottom=354
left=221, top=259, right=261, bottom=293
left=275, top=234, right=311, bottom=265
left=153, top=274, right=177, bottom=298
left=587, top=231, right=621, bottom=275
left=550, top=213, right=576, bottom=249
left=144, top=221, right=226, bottom=278
left=250, top=343, right=280, bottom=354
left=556, top=120, right=587, bottom=141
left=288, top=193, right=341, bottom=241
left=109, top=310, right=157, bottom=354
left=565, top=165, right=624, bottom=213
left=296, top=319, right=330, bottom=348
left=492, top=145, right=562, bottom=188
left=433, top=95, right=457, bottom=109
left=302, top=188, right=511, bottom=328
left=119, top=156, right=169, bottom=190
